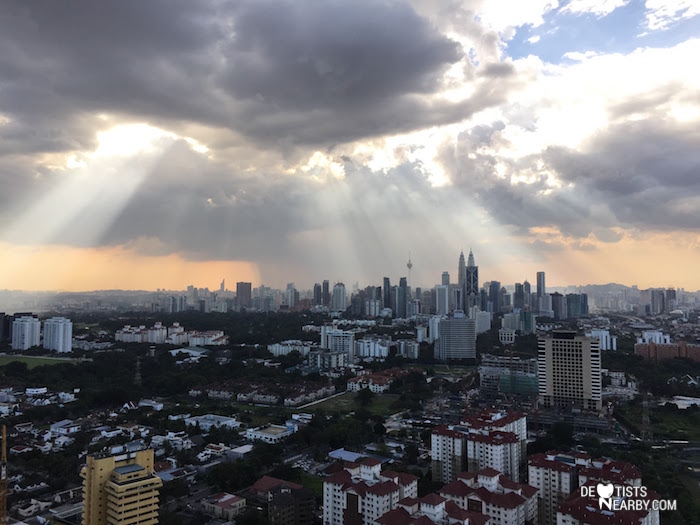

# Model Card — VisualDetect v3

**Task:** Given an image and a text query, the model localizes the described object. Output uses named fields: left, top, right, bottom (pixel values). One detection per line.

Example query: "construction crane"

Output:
left=1, top=424, right=7, bottom=525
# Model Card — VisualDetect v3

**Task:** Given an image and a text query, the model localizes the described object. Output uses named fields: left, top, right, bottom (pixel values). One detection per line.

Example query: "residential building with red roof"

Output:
left=557, top=482, right=659, bottom=525
left=439, top=468, right=538, bottom=525
left=322, top=458, right=418, bottom=525
left=528, top=451, right=643, bottom=525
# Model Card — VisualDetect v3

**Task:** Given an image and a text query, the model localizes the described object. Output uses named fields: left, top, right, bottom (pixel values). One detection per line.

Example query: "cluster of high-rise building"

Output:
left=0, top=313, right=73, bottom=352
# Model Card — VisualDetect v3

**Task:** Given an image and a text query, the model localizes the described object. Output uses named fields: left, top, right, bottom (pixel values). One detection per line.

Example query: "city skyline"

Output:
left=0, top=1, right=699, bottom=292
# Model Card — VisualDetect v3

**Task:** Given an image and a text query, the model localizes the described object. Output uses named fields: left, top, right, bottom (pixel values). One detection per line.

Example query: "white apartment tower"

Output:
left=431, top=426, right=466, bottom=484
left=538, top=331, right=602, bottom=412
left=436, top=312, right=476, bottom=360
left=43, top=317, right=73, bottom=353
left=11, top=316, right=41, bottom=351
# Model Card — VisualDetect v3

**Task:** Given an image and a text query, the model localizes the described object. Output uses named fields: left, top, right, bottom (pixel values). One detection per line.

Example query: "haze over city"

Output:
left=0, top=0, right=698, bottom=291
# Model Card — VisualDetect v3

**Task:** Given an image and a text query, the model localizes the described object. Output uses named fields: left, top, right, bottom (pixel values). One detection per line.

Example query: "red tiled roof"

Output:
left=444, top=500, right=490, bottom=525
left=432, top=425, right=465, bottom=439
left=377, top=508, right=412, bottom=525
left=421, top=493, right=446, bottom=506
left=360, top=457, right=382, bottom=467
left=477, top=468, right=501, bottom=478
left=366, top=481, right=400, bottom=497
left=441, top=480, right=474, bottom=498
left=473, top=488, right=525, bottom=509
left=528, top=453, right=575, bottom=472
left=398, top=497, right=419, bottom=507
left=397, top=472, right=419, bottom=485
left=251, top=476, right=302, bottom=494
left=324, top=471, right=352, bottom=485
left=457, top=471, right=476, bottom=481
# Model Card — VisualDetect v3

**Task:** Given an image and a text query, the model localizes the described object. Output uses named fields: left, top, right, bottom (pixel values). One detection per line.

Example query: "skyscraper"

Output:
left=43, top=317, right=73, bottom=353
left=236, top=282, right=252, bottom=309
left=322, top=280, right=330, bottom=307
left=82, top=445, right=162, bottom=525
left=437, top=312, right=476, bottom=360
left=513, top=283, right=525, bottom=310
left=383, top=277, right=391, bottom=309
left=538, top=331, right=602, bottom=411
left=397, top=277, right=408, bottom=318
left=537, top=272, right=546, bottom=297
left=219, top=278, right=225, bottom=293
left=458, top=251, right=466, bottom=290
left=11, top=316, right=40, bottom=351
left=441, top=271, right=450, bottom=286
left=435, top=285, right=449, bottom=316
left=313, top=283, right=322, bottom=306
left=331, top=283, right=346, bottom=311
left=488, top=281, right=501, bottom=313
left=465, top=249, right=479, bottom=309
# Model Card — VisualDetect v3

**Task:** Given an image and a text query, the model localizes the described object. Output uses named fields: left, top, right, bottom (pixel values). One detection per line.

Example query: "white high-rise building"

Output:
left=538, top=331, right=602, bottom=411
left=586, top=329, right=617, bottom=351
left=528, top=453, right=576, bottom=525
left=43, top=317, right=73, bottom=353
left=331, top=282, right=346, bottom=311
left=323, top=459, right=418, bottom=525
left=436, top=312, right=476, bottom=360
left=431, top=426, right=466, bottom=484
left=435, top=285, right=449, bottom=316
left=12, top=316, right=41, bottom=351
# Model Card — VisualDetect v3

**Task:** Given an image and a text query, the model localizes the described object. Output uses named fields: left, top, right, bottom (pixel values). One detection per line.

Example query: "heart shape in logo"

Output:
left=596, top=483, right=614, bottom=499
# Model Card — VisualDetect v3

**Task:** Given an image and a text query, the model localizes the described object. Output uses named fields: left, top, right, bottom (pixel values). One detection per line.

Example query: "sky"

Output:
left=0, top=0, right=699, bottom=292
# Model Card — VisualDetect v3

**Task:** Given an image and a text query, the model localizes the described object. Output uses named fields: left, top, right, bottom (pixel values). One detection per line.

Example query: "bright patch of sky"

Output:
left=506, top=0, right=700, bottom=63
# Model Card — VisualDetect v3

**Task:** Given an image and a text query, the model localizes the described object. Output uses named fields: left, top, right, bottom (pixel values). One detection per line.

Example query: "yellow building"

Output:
left=81, top=445, right=162, bottom=525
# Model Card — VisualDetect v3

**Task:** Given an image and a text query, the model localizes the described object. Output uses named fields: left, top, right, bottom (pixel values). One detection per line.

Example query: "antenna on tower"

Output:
left=407, top=252, right=413, bottom=287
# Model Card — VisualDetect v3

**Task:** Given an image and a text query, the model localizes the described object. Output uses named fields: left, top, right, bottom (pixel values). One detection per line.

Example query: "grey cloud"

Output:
left=0, top=0, right=517, bottom=153
left=441, top=117, right=700, bottom=242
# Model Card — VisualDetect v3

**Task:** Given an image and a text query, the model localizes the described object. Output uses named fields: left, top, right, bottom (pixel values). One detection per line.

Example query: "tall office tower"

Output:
left=286, top=283, right=296, bottom=308
left=513, top=283, right=525, bottom=310
left=219, top=279, right=225, bottom=293
left=441, top=271, right=450, bottom=286
left=82, top=444, right=162, bottom=525
left=479, top=288, right=488, bottom=311
left=313, top=283, right=322, bottom=305
left=458, top=251, right=466, bottom=290
left=236, top=282, right=252, bottom=309
left=536, top=271, right=545, bottom=297
left=11, top=316, right=41, bottom=351
left=650, top=289, right=665, bottom=315
left=566, top=293, right=588, bottom=317
left=0, top=312, right=6, bottom=341
left=397, top=277, right=408, bottom=318
left=383, top=277, right=391, bottom=309
left=523, top=280, right=531, bottom=310
left=465, top=249, right=479, bottom=309
left=322, top=280, right=330, bottom=307
left=437, top=312, right=476, bottom=360
left=665, top=288, right=677, bottom=312
left=43, top=317, right=73, bottom=353
left=453, top=288, right=462, bottom=313
left=550, top=292, right=567, bottom=319
left=435, top=285, right=450, bottom=316
left=488, top=281, right=501, bottom=313
left=538, top=331, right=602, bottom=411
left=331, top=283, right=346, bottom=311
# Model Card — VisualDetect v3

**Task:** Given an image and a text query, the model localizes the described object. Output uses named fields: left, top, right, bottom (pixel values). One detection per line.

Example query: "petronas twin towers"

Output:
left=458, top=249, right=479, bottom=310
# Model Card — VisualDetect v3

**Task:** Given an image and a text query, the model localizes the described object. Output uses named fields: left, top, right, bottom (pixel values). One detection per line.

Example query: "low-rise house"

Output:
left=202, top=493, right=246, bottom=520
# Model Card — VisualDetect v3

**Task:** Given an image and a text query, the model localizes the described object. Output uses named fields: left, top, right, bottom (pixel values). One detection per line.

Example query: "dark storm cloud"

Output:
left=441, top=117, right=700, bottom=242
left=0, top=0, right=508, bottom=152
